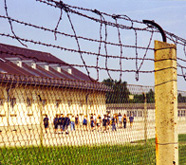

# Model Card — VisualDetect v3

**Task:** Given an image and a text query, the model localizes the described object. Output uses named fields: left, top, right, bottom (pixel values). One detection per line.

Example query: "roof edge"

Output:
left=0, top=73, right=111, bottom=92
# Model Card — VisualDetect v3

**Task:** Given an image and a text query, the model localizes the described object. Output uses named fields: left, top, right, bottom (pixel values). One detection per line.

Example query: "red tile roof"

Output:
left=0, top=43, right=109, bottom=91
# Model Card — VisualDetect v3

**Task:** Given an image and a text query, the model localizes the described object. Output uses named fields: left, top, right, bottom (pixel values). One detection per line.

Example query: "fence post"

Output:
left=154, top=40, right=178, bottom=164
left=6, top=88, right=10, bottom=132
left=38, top=95, right=43, bottom=146
left=143, top=93, right=148, bottom=143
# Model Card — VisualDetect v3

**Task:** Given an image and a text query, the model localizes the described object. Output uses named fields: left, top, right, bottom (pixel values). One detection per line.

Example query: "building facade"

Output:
left=0, top=43, right=108, bottom=127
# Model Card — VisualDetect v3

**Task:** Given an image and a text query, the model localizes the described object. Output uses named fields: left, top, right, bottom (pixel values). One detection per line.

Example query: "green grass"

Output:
left=179, top=134, right=186, bottom=165
left=0, top=143, right=156, bottom=165
left=0, top=135, right=186, bottom=165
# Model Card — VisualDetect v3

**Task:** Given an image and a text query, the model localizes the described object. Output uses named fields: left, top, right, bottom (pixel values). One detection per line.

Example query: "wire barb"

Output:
left=0, top=0, right=186, bottom=82
left=4, top=0, right=27, bottom=47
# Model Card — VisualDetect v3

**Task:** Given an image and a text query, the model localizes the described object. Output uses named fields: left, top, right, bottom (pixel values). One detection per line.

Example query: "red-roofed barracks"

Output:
left=0, top=43, right=108, bottom=128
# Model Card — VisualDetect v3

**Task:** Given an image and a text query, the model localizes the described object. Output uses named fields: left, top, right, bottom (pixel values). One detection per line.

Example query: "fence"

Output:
left=0, top=80, right=156, bottom=164
left=1, top=0, right=186, bottom=164
left=0, top=76, right=185, bottom=164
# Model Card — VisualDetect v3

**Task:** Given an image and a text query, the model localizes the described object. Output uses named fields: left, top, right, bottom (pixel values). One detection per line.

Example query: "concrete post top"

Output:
left=154, top=40, right=176, bottom=50
left=154, top=41, right=176, bottom=61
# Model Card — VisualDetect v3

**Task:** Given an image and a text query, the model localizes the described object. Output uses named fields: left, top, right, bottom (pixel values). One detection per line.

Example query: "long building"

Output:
left=0, top=43, right=108, bottom=127
left=106, top=103, right=186, bottom=122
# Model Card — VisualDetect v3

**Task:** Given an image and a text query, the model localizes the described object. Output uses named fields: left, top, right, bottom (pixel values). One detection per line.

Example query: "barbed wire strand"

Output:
left=65, top=8, right=91, bottom=79
left=138, top=30, right=154, bottom=71
left=0, top=15, right=155, bottom=51
left=54, top=2, right=63, bottom=40
left=95, top=11, right=104, bottom=81
left=4, top=0, right=27, bottom=47
left=1, top=0, right=186, bottom=82
left=112, top=15, right=123, bottom=82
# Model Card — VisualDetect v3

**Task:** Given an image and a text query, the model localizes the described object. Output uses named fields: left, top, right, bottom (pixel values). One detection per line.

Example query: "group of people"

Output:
left=102, top=113, right=134, bottom=132
left=43, top=113, right=134, bottom=134
left=53, top=114, right=72, bottom=134
left=43, top=114, right=71, bottom=134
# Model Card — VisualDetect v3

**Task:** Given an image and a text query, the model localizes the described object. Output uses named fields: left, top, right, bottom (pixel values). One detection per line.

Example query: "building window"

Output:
left=10, top=98, right=16, bottom=115
left=79, top=100, right=84, bottom=107
left=27, top=98, right=32, bottom=107
left=134, top=111, right=137, bottom=117
left=138, top=111, right=143, bottom=117
left=181, top=110, right=185, bottom=117
left=56, top=100, right=61, bottom=108
left=89, top=100, right=93, bottom=107
left=42, top=99, right=47, bottom=107
left=26, top=98, right=33, bottom=116
left=127, top=111, right=130, bottom=117
left=178, top=110, right=181, bottom=117
left=10, top=98, right=16, bottom=108
left=0, top=98, right=5, bottom=115
left=0, top=98, right=4, bottom=106
left=67, top=100, right=72, bottom=107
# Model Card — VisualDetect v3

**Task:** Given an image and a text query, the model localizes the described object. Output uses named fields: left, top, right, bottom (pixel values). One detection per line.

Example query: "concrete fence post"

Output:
left=38, top=95, right=43, bottom=146
left=154, top=40, right=178, bottom=165
left=143, top=93, right=148, bottom=143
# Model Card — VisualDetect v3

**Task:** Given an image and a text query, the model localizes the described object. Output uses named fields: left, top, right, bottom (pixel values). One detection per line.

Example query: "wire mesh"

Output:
left=0, top=76, right=156, bottom=164
left=1, top=77, right=185, bottom=164
left=0, top=0, right=186, bottom=164
left=177, top=91, right=186, bottom=165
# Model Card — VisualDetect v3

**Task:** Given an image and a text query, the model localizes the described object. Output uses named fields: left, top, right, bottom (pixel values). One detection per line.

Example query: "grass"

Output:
left=0, top=135, right=186, bottom=165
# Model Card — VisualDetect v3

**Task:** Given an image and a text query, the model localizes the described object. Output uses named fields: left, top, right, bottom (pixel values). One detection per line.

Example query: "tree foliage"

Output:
left=103, top=79, right=155, bottom=103
left=132, top=89, right=155, bottom=103
left=103, top=79, right=186, bottom=104
left=178, top=93, right=186, bottom=103
left=102, top=79, right=130, bottom=103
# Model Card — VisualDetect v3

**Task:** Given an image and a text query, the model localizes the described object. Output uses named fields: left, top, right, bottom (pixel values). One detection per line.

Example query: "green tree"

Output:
left=146, top=89, right=155, bottom=103
left=102, top=79, right=130, bottom=103
left=133, top=94, right=144, bottom=103
left=130, top=89, right=154, bottom=103
left=178, top=93, right=186, bottom=103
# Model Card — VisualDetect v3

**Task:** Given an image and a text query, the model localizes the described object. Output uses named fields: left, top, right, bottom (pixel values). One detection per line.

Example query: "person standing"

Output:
left=65, top=114, right=70, bottom=134
left=123, top=114, right=127, bottom=129
left=90, top=115, right=95, bottom=131
left=43, top=115, right=49, bottom=133
left=129, top=113, right=134, bottom=128
left=71, top=115, right=75, bottom=131
left=75, top=114, right=79, bottom=129
left=53, top=114, right=59, bottom=134
left=118, top=113, right=122, bottom=128
left=102, top=115, right=107, bottom=132
left=107, top=114, right=111, bottom=131
left=61, top=114, right=66, bottom=132
left=93, top=113, right=97, bottom=126
left=83, top=115, right=88, bottom=131
left=96, top=115, right=101, bottom=132
left=111, top=115, right=117, bottom=131
left=58, top=114, right=63, bottom=134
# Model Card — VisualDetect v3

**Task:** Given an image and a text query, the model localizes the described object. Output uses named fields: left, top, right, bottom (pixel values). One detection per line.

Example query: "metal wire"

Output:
left=1, top=0, right=186, bottom=82
left=0, top=1, right=186, bottom=164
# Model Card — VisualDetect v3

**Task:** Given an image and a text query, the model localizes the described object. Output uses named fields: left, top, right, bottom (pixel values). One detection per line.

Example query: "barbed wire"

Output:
left=0, top=15, right=154, bottom=50
left=37, top=0, right=154, bottom=33
left=41, top=0, right=186, bottom=45
left=3, top=0, right=27, bottom=47
left=0, top=33, right=155, bottom=61
left=1, top=2, right=186, bottom=164
left=0, top=0, right=186, bottom=82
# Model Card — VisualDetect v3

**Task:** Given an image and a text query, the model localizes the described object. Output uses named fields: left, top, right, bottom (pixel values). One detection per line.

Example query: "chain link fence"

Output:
left=177, top=92, right=186, bottom=165
left=0, top=75, right=185, bottom=164
left=0, top=0, right=186, bottom=164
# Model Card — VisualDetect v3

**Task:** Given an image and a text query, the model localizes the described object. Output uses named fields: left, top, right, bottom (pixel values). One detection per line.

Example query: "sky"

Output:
left=0, top=0, right=186, bottom=90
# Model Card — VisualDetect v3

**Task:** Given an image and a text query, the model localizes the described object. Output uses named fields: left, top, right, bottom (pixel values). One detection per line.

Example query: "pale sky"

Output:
left=0, top=0, right=186, bottom=90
